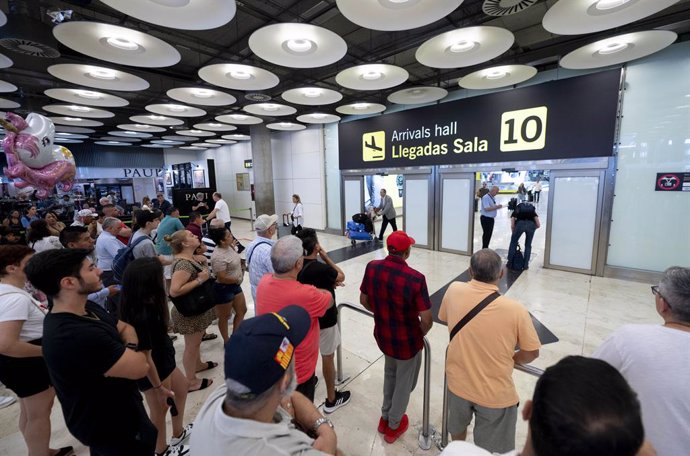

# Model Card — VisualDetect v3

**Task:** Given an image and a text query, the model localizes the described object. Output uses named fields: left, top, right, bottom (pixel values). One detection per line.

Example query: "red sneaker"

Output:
left=377, top=417, right=388, bottom=434
left=384, top=414, right=409, bottom=443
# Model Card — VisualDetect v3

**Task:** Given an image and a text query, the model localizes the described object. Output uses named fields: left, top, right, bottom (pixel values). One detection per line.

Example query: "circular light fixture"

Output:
left=336, top=0, right=464, bottom=31
left=50, top=117, right=104, bottom=127
left=297, top=113, right=341, bottom=124
left=145, top=104, right=206, bottom=117
left=249, top=23, right=346, bottom=68
left=449, top=40, right=477, bottom=53
left=230, top=71, right=252, bottom=80
left=45, top=88, right=130, bottom=108
left=0, top=53, right=12, bottom=69
left=47, top=64, right=150, bottom=91
left=89, top=69, right=117, bottom=80
left=199, top=63, right=279, bottom=90
left=177, top=129, right=215, bottom=137
left=353, top=103, right=369, bottom=110
left=304, top=89, right=321, bottom=98
left=167, top=87, right=236, bottom=106
left=76, top=90, right=101, bottom=99
left=416, top=26, right=514, bottom=69
left=98, top=0, right=237, bottom=31
left=267, top=122, right=306, bottom=131
left=0, top=98, right=20, bottom=109
left=458, top=65, right=537, bottom=89
left=485, top=69, right=507, bottom=79
left=362, top=71, right=382, bottom=81
left=193, top=89, right=213, bottom=98
left=215, top=113, right=263, bottom=125
left=243, top=103, right=297, bottom=117
left=282, top=87, right=342, bottom=106
left=336, top=64, right=408, bottom=90
left=596, top=41, right=629, bottom=55
left=336, top=102, right=386, bottom=115
left=105, top=36, right=140, bottom=51
left=286, top=39, right=314, bottom=53
left=129, top=114, right=184, bottom=126
left=108, top=130, right=154, bottom=138
left=387, top=86, right=448, bottom=104
left=167, top=105, right=187, bottom=112
left=193, top=122, right=236, bottom=132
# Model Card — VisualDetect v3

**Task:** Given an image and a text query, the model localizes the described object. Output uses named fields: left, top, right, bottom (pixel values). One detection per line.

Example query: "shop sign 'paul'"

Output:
left=122, top=168, right=164, bottom=178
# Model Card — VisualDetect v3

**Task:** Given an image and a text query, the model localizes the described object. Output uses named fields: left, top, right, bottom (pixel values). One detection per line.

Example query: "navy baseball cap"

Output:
left=224, top=305, right=310, bottom=396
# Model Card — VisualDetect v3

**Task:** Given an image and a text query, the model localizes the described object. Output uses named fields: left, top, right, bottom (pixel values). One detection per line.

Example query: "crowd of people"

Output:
left=0, top=190, right=687, bottom=456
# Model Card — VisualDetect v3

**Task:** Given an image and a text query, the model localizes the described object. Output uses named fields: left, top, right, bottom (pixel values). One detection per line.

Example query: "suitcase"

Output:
left=346, top=220, right=373, bottom=244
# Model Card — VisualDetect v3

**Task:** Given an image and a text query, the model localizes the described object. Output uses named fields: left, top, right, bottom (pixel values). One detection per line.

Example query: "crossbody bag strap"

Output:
left=246, top=240, right=271, bottom=266
left=449, top=291, right=500, bottom=342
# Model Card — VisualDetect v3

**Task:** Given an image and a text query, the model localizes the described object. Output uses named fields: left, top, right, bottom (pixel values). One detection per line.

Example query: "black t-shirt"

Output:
left=511, top=203, right=538, bottom=221
left=129, top=306, right=176, bottom=385
left=298, top=258, right=338, bottom=328
left=42, top=302, right=147, bottom=445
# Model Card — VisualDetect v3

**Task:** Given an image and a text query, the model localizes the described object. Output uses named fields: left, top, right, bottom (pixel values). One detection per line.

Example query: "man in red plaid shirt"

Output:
left=359, top=231, right=433, bottom=444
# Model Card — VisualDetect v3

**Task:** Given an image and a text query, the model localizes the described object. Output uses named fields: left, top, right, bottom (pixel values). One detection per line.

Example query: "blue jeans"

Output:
left=508, top=220, right=536, bottom=268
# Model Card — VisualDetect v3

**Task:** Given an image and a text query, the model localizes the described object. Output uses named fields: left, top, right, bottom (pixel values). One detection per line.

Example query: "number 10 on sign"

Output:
left=500, top=106, right=548, bottom=152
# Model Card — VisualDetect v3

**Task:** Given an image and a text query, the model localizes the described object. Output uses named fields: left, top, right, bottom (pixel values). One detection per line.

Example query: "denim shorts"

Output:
left=213, top=282, right=243, bottom=303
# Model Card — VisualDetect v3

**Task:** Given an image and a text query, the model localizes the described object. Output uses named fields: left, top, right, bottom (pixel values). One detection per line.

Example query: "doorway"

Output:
left=363, top=173, right=404, bottom=241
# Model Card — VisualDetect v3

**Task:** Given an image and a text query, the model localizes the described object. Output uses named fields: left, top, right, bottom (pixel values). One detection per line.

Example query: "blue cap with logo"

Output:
left=224, top=305, right=310, bottom=396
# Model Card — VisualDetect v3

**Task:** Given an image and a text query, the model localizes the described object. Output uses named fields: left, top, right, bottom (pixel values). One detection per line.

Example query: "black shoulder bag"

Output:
left=170, top=259, right=217, bottom=317
left=449, top=291, right=500, bottom=342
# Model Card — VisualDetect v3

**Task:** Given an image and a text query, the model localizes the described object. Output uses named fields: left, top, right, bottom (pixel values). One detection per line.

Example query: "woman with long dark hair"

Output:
left=44, top=211, right=66, bottom=237
left=0, top=245, right=73, bottom=456
left=120, top=257, right=190, bottom=456
left=27, top=220, right=63, bottom=253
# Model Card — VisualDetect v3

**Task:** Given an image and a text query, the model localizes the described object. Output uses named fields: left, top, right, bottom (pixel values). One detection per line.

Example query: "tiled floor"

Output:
left=0, top=196, right=661, bottom=455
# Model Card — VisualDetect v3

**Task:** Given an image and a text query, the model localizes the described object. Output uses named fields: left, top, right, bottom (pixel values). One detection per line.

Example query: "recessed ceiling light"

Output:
left=69, top=105, right=91, bottom=112
left=263, top=104, right=278, bottom=111
left=311, top=113, right=326, bottom=119
left=231, top=114, right=247, bottom=120
left=88, top=69, right=117, bottom=80
left=124, top=131, right=137, bottom=135
left=595, top=0, right=631, bottom=11
left=285, top=39, right=314, bottom=53
left=303, top=89, right=321, bottom=98
left=190, top=129, right=203, bottom=133
left=229, top=70, right=252, bottom=80
left=597, top=42, right=629, bottom=55
left=56, top=132, right=70, bottom=136
left=353, top=103, right=369, bottom=110
left=105, top=36, right=140, bottom=51
left=64, top=117, right=83, bottom=121
left=362, top=71, right=382, bottom=81
left=135, top=124, right=149, bottom=128
left=149, top=115, right=165, bottom=120
left=167, top=105, right=187, bottom=112
left=75, top=90, right=102, bottom=99
left=162, top=140, right=174, bottom=143
left=209, top=123, right=222, bottom=127
left=280, top=122, right=291, bottom=127
left=485, top=69, right=507, bottom=80
left=193, top=89, right=213, bottom=98
left=449, top=40, right=477, bottom=53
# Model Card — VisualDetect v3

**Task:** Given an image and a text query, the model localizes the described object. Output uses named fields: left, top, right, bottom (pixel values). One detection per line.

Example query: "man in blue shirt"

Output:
left=480, top=186, right=503, bottom=249
left=155, top=207, right=184, bottom=288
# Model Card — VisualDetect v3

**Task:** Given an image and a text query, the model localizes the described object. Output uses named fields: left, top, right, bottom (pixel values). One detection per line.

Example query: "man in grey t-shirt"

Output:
left=190, top=306, right=339, bottom=456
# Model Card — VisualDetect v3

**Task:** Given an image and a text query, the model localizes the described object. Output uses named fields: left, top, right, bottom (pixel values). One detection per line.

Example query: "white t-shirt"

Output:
left=214, top=199, right=231, bottom=223
left=441, top=441, right=517, bottom=455
left=594, top=324, right=690, bottom=456
left=0, top=284, right=46, bottom=341
left=30, top=236, right=63, bottom=253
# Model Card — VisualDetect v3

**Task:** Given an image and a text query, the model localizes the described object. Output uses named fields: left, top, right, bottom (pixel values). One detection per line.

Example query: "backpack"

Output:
left=509, top=244, right=526, bottom=270
left=515, top=202, right=536, bottom=217
left=111, top=236, right=150, bottom=283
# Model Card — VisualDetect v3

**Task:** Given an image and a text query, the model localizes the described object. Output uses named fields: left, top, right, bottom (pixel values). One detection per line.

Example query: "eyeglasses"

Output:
left=651, top=285, right=671, bottom=308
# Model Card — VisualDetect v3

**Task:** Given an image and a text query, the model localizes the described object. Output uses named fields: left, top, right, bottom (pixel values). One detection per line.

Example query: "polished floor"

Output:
left=0, top=193, right=661, bottom=455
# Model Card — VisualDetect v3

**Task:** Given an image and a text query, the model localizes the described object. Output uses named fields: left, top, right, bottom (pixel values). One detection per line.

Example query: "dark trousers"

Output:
left=89, top=405, right=157, bottom=456
left=508, top=220, right=536, bottom=269
left=480, top=215, right=495, bottom=249
left=533, top=191, right=541, bottom=203
left=296, top=373, right=317, bottom=402
left=378, top=215, right=398, bottom=240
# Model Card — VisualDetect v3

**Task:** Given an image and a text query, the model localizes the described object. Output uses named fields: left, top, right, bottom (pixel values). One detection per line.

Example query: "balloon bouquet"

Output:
left=1, top=112, right=76, bottom=198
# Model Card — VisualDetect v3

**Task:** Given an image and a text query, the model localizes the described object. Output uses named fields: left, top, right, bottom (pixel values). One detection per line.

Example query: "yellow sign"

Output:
left=362, top=131, right=386, bottom=162
left=500, top=106, right=548, bottom=152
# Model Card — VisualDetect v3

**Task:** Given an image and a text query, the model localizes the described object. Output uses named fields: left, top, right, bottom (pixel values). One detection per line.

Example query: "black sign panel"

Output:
left=339, top=70, right=621, bottom=170
left=172, top=187, right=216, bottom=215
left=655, top=172, right=690, bottom=192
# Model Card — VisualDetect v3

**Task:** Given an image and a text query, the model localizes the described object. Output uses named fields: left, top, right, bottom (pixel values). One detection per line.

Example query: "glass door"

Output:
left=342, top=176, right=363, bottom=230
left=402, top=170, right=433, bottom=249
left=437, top=171, right=475, bottom=255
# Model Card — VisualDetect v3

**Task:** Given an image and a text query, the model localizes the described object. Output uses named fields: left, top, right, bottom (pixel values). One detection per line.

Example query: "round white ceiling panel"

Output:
left=48, top=64, right=150, bottom=91
left=297, top=113, right=341, bottom=124
left=559, top=31, right=677, bottom=70
left=99, top=136, right=142, bottom=142
left=281, top=87, right=342, bottom=106
left=53, top=22, right=181, bottom=68
left=336, top=0, right=465, bottom=31
left=117, top=123, right=166, bottom=133
left=42, top=105, right=115, bottom=118
left=243, top=103, right=296, bottom=117
left=53, top=138, right=83, bottom=144
left=387, top=86, right=448, bottom=104
left=0, top=80, right=18, bottom=92
left=249, top=23, right=347, bottom=68
left=335, top=64, right=408, bottom=91
left=0, top=98, right=19, bottom=109
left=0, top=53, right=13, bottom=69
left=141, top=143, right=169, bottom=148
left=107, top=130, right=154, bottom=138
left=95, top=140, right=130, bottom=146
left=193, top=122, right=237, bottom=132
left=55, top=133, right=89, bottom=139
left=145, top=104, right=206, bottom=117
left=458, top=64, right=537, bottom=89
left=222, top=134, right=250, bottom=140
left=45, top=88, right=129, bottom=107
left=55, top=126, right=95, bottom=134
left=206, top=139, right=236, bottom=144
left=152, top=139, right=185, bottom=145
left=50, top=117, right=104, bottom=127
left=214, top=113, right=263, bottom=125
left=267, top=122, right=306, bottom=131
left=0, top=11, right=6, bottom=27
left=543, top=0, right=681, bottom=35
left=335, top=102, right=386, bottom=115
left=167, top=87, right=236, bottom=106
left=99, top=0, right=236, bottom=31
left=198, top=63, right=279, bottom=91
left=180, top=146, right=208, bottom=150
left=415, top=26, right=514, bottom=69
left=193, top=142, right=220, bottom=148
left=162, top=135, right=198, bottom=142
left=176, top=129, right=215, bottom=137
left=129, top=114, right=183, bottom=126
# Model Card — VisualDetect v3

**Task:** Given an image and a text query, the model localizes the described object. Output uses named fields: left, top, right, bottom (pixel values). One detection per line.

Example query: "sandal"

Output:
left=196, top=361, right=218, bottom=373
left=201, top=333, right=218, bottom=342
left=188, top=378, right=213, bottom=393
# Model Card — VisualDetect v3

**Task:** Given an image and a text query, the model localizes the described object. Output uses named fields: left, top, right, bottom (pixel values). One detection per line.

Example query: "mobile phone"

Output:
left=167, top=397, right=178, bottom=417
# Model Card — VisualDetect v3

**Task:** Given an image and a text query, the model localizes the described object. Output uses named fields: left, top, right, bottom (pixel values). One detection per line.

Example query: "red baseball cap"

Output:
left=386, top=231, right=415, bottom=252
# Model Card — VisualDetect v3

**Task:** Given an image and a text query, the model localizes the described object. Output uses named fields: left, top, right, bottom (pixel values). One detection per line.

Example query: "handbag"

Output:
left=509, top=244, right=526, bottom=270
left=170, top=260, right=217, bottom=317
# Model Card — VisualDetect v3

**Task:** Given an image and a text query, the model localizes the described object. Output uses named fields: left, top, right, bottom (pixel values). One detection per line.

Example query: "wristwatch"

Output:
left=125, top=342, right=138, bottom=351
left=312, top=417, right=334, bottom=434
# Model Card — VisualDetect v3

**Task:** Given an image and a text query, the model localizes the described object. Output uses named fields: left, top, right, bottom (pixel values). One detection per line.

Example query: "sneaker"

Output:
left=170, top=423, right=193, bottom=447
left=383, top=414, right=409, bottom=444
left=162, top=445, right=190, bottom=456
left=377, top=417, right=388, bottom=434
left=0, top=396, right=16, bottom=409
left=323, top=390, right=351, bottom=414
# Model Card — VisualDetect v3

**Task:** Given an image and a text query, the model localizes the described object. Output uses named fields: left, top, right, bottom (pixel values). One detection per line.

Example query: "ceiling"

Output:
left=1, top=0, right=689, bottom=144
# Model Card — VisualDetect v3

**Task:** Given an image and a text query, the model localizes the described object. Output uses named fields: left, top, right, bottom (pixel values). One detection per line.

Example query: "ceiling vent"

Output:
left=0, top=5, right=61, bottom=58
left=245, top=93, right=271, bottom=102
left=482, top=0, right=538, bottom=17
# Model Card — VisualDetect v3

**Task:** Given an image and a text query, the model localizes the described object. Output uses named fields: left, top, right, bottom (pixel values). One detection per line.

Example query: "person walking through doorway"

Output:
left=375, top=189, right=397, bottom=241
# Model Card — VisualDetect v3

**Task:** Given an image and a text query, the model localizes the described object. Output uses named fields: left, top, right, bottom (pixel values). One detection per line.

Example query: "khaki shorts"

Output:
left=319, top=325, right=341, bottom=356
left=447, top=389, right=518, bottom=453
left=162, top=255, right=174, bottom=280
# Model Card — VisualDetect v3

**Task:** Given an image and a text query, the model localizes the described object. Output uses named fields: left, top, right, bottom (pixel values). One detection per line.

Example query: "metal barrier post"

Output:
left=437, top=356, right=544, bottom=450
left=336, top=303, right=436, bottom=450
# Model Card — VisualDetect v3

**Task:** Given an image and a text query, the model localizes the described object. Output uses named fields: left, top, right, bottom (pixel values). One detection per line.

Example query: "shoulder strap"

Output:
left=247, top=240, right=272, bottom=266
left=449, top=291, right=500, bottom=342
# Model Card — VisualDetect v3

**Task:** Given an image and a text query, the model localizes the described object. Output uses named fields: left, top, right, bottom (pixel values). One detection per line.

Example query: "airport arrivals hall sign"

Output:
left=338, top=70, right=621, bottom=170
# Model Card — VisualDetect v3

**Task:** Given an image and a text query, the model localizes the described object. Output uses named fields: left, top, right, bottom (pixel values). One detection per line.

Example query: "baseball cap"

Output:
left=254, top=214, right=278, bottom=231
left=224, top=305, right=310, bottom=397
left=77, top=209, right=96, bottom=218
left=386, top=230, right=415, bottom=252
